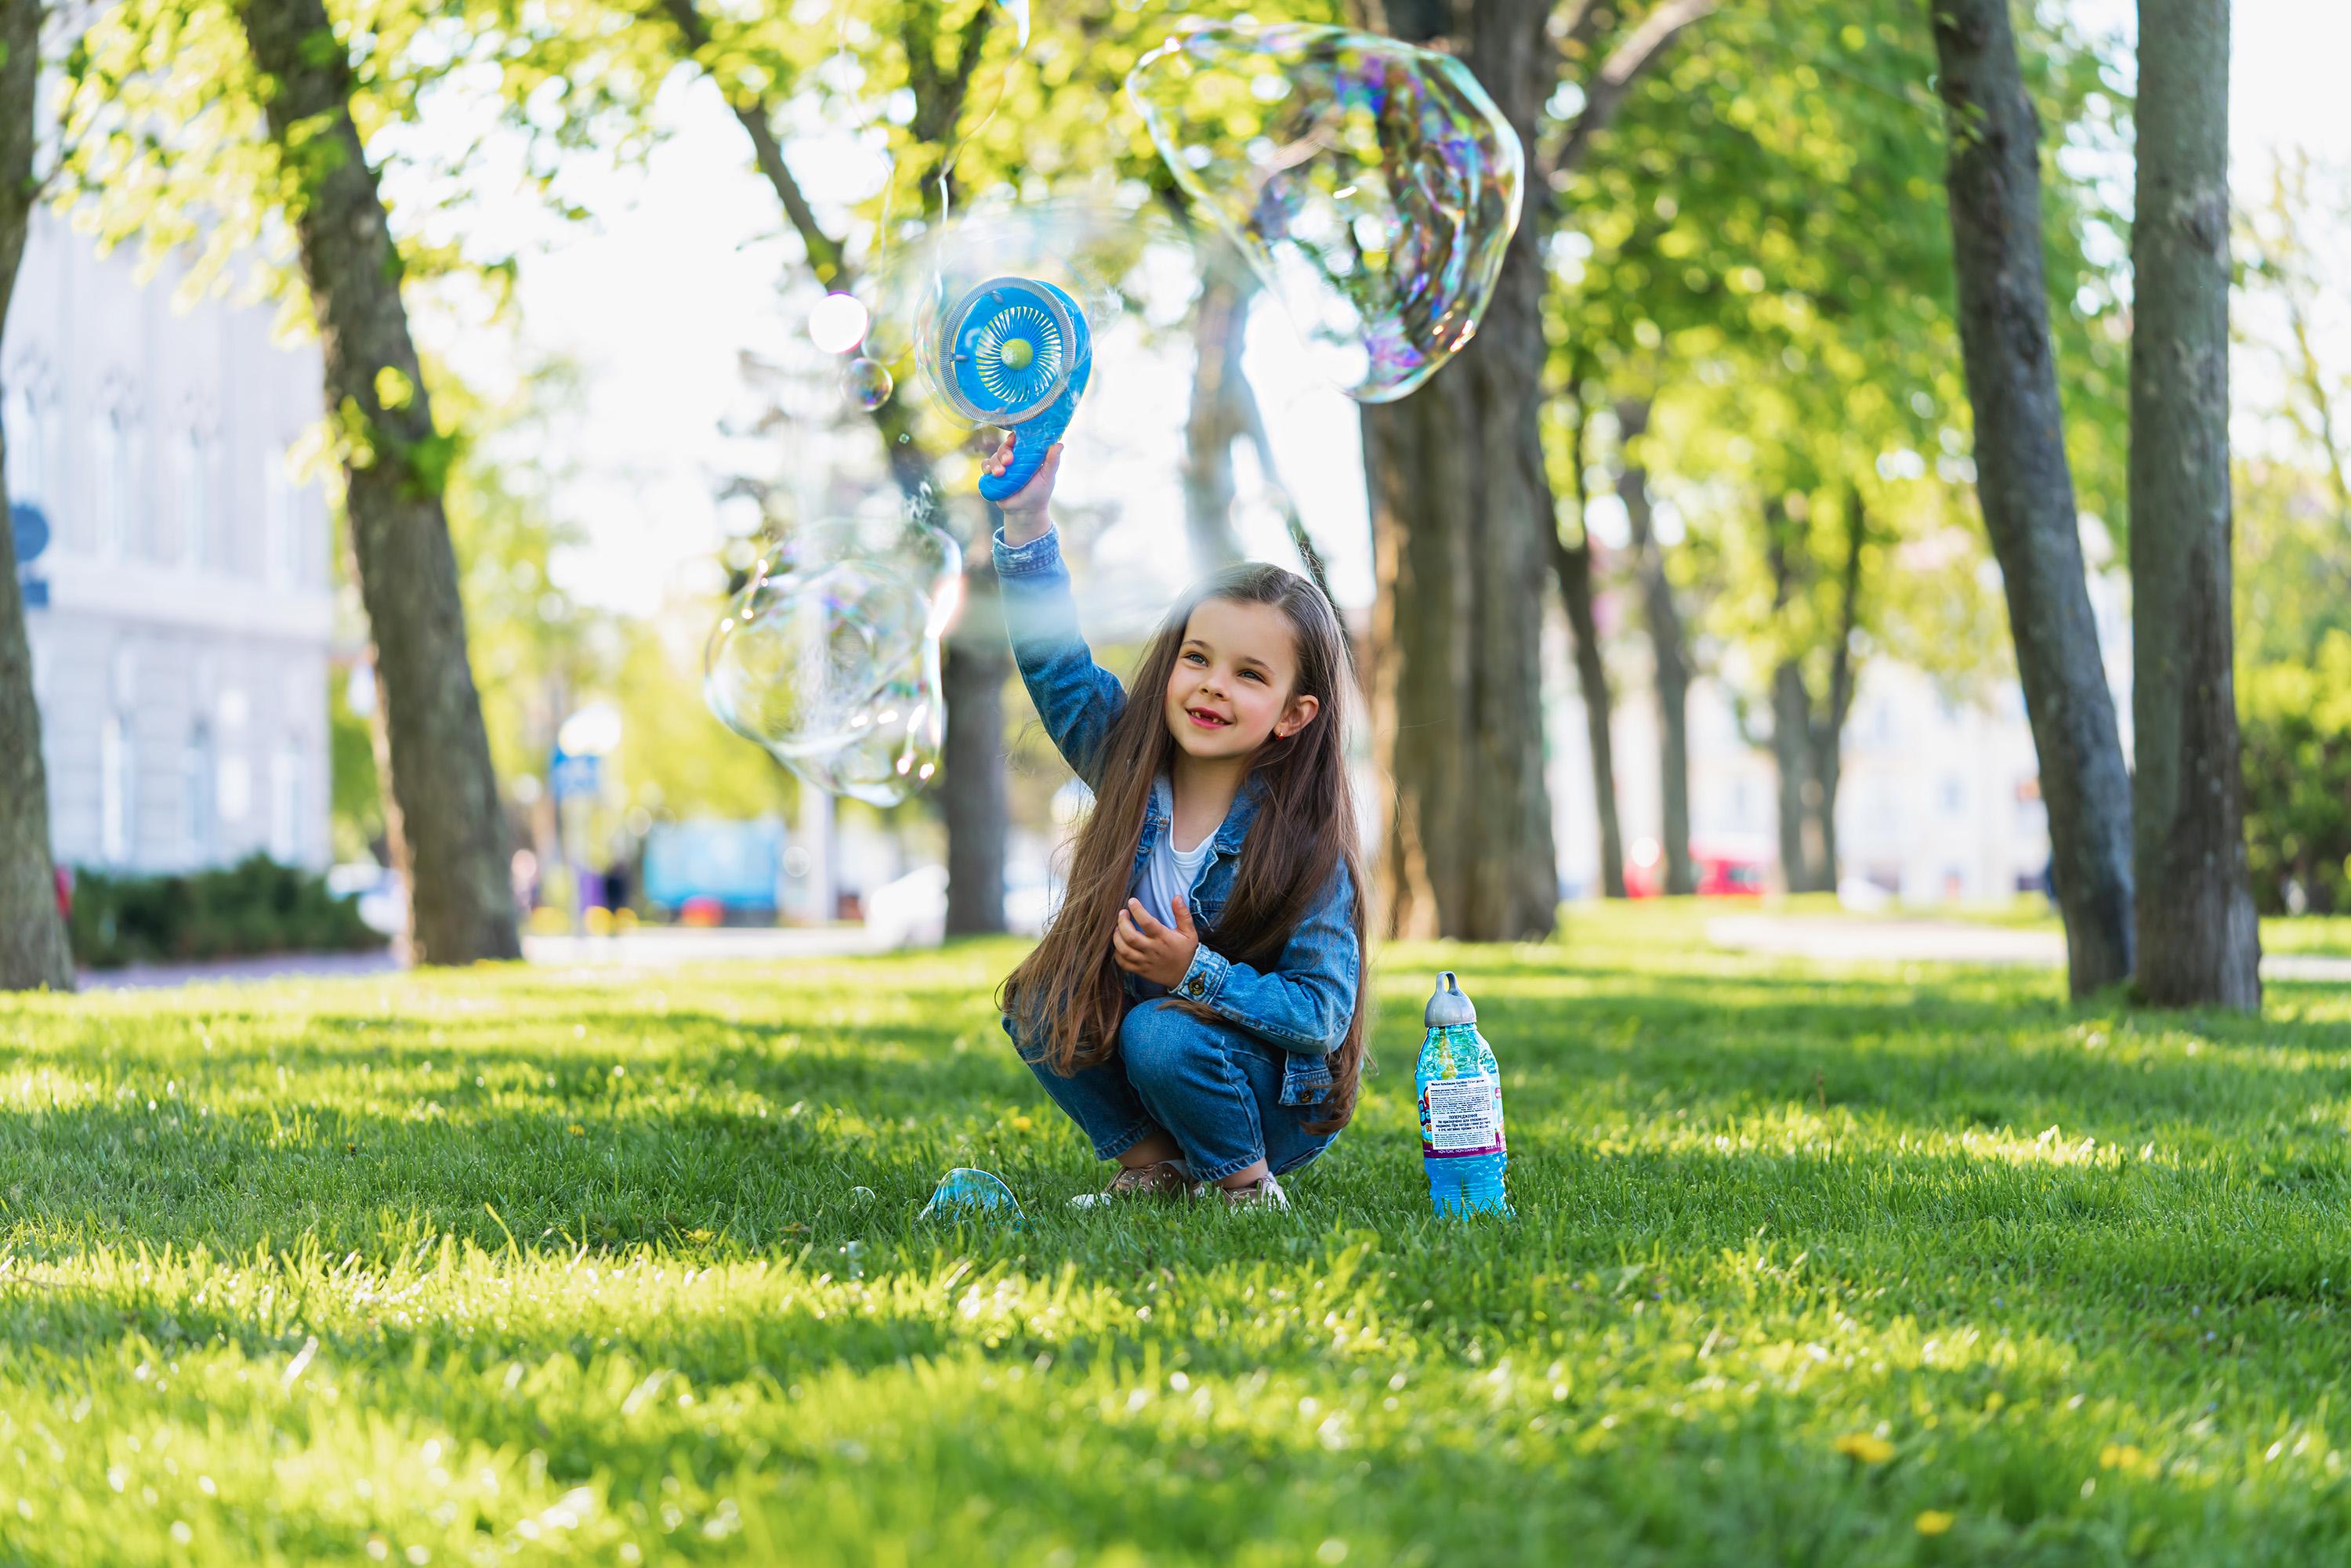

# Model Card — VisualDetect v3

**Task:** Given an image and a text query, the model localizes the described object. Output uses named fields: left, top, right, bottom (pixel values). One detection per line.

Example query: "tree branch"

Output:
left=1545, top=0, right=1715, bottom=187
left=657, top=0, right=850, bottom=288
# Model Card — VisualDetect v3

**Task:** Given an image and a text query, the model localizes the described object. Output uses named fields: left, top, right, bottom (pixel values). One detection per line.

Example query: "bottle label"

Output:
left=1421, top=1073, right=1502, bottom=1156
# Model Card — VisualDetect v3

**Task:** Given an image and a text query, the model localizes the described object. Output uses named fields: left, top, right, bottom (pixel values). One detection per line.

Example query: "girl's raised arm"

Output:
left=987, top=439, right=1127, bottom=790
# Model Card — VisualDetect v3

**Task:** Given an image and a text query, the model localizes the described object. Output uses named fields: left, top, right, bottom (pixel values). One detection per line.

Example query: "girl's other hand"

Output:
left=987, top=433, right=1063, bottom=545
left=1111, top=897, right=1200, bottom=990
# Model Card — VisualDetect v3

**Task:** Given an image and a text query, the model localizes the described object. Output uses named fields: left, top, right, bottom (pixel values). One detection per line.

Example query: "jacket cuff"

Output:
left=992, top=524, right=1063, bottom=578
left=1175, top=943, right=1230, bottom=1007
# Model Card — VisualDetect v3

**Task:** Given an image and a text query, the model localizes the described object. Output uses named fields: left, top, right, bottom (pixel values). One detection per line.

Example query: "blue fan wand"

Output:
left=937, top=277, right=1093, bottom=503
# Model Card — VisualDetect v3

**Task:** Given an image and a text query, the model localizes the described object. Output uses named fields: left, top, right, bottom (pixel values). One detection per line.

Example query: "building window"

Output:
left=92, top=410, right=139, bottom=559
left=102, top=714, right=136, bottom=864
left=270, top=744, right=302, bottom=863
left=264, top=453, right=304, bottom=587
left=184, top=724, right=216, bottom=864
left=173, top=427, right=215, bottom=570
left=3, top=383, right=42, bottom=505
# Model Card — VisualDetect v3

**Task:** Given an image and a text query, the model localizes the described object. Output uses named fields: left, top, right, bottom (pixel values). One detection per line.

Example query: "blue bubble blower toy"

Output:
left=1416, top=971, right=1512, bottom=1217
left=938, top=276, right=1092, bottom=503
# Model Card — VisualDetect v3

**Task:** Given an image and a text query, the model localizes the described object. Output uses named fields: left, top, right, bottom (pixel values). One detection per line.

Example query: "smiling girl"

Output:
left=986, top=434, right=1369, bottom=1210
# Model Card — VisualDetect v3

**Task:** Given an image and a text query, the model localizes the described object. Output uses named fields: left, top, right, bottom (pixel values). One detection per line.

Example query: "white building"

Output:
left=1547, top=555, right=2133, bottom=904
left=3, top=212, right=335, bottom=874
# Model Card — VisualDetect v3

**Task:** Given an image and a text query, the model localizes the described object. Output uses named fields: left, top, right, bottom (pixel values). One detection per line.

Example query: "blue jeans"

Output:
left=1010, top=998, right=1341, bottom=1184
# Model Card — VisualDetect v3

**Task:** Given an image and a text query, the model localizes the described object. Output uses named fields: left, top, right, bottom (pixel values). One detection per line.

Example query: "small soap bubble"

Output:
left=843, top=357, right=894, bottom=411
left=809, top=292, right=871, bottom=354
left=849, top=1186, right=877, bottom=1204
left=1127, top=23, right=1525, bottom=401
left=839, top=1240, right=866, bottom=1280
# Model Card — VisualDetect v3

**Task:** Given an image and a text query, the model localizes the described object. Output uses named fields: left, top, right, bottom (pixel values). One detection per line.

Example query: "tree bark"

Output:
left=1929, top=0, right=2135, bottom=997
left=2129, top=0, right=2260, bottom=1008
left=1806, top=489, right=1867, bottom=891
left=1361, top=0, right=1559, bottom=940
left=1618, top=399, right=1695, bottom=897
left=0, top=0, right=74, bottom=990
left=239, top=0, right=519, bottom=964
left=1762, top=498, right=1816, bottom=892
left=1183, top=271, right=1249, bottom=575
left=1552, top=370, right=1626, bottom=898
left=943, top=569, right=1009, bottom=936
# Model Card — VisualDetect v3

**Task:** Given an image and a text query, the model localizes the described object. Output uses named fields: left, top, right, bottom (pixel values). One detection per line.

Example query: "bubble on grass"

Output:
left=843, top=356, right=894, bottom=411
left=849, top=1186, right=877, bottom=1204
left=919, top=1167, right=1023, bottom=1225
left=808, top=291, right=871, bottom=354
left=839, top=1240, right=866, bottom=1280
left=1127, top=22, right=1525, bottom=401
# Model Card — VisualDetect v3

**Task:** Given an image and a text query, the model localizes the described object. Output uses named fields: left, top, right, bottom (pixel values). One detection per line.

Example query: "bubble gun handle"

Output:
left=977, top=358, right=1090, bottom=505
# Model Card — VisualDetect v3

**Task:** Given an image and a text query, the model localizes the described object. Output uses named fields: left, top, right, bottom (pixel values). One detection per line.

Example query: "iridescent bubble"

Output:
left=848, top=199, right=1181, bottom=437
left=843, top=357, right=894, bottom=411
left=702, top=508, right=962, bottom=806
left=994, top=0, right=1028, bottom=49
left=1127, top=23, right=1525, bottom=402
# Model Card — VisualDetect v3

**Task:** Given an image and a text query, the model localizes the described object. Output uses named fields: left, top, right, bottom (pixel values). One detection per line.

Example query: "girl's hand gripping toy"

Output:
left=937, top=276, right=1092, bottom=503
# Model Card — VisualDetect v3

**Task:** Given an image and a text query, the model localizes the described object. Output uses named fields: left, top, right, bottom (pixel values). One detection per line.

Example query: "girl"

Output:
left=986, top=435, right=1370, bottom=1211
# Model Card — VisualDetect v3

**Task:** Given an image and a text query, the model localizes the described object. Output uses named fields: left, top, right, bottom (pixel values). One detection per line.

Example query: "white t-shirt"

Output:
left=1135, top=821, right=1215, bottom=932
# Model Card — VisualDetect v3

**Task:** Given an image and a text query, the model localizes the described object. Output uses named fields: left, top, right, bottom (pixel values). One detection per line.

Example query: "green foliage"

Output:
left=65, top=854, right=385, bottom=968
left=1550, top=0, right=2126, bottom=715
left=2, top=908, right=2351, bottom=1559
left=2240, top=632, right=2351, bottom=917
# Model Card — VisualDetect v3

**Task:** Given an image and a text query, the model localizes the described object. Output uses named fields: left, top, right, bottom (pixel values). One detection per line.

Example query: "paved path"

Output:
left=76, top=926, right=907, bottom=990
left=1704, top=914, right=2351, bottom=983
left=79, top=949, right=410, bottom=991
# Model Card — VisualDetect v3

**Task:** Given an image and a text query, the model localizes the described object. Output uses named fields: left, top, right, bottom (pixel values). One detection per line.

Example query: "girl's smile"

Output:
left=1163, top=597, right=1320, bottom=761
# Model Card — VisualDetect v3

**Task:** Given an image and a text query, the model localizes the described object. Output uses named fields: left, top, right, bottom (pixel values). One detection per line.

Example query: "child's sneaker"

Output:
left=1069, top=1159, right=1192, bottom=1208
left=1202, top=1173, right=1289, bottom=1211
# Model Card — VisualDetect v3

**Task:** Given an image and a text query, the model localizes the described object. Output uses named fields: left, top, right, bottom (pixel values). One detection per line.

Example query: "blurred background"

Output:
left=1, top=0, right=2341, bottom=978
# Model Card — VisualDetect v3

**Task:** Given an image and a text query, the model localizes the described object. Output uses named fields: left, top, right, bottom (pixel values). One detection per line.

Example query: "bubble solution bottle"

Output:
left=1415, top=971, right=1511, bottom=1217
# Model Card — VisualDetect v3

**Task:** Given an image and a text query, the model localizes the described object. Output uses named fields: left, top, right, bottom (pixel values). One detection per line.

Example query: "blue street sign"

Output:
left=549, top=750, right=603, bottom=802
left=9, top=503, right=49, bottom=567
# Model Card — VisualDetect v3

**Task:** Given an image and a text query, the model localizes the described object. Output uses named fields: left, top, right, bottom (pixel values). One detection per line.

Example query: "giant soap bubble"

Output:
left=848, top=199, right=1183, bottom=432
left=704, top=507, right=961, bottom=808
left=1127, top=23, right=1525, bottom=402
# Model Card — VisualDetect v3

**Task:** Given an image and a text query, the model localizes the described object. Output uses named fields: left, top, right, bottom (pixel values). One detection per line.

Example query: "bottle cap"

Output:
left=1423, top=970, right=1477, bottom=1027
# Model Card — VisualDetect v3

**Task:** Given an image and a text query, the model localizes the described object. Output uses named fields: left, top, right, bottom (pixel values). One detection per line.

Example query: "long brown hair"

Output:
left=999, top=563, right=1371, bottom=1133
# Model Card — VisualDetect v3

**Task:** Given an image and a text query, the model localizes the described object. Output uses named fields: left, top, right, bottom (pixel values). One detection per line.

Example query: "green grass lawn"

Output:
left=2, top=904, right=2349, bottom=1564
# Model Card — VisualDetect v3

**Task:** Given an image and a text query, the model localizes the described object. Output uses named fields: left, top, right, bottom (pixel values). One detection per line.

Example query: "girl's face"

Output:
left=1163, top=596, right=1320, bottom=762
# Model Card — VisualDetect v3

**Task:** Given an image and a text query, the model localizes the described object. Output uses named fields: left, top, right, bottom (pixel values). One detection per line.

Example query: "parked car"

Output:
left=1624, top=835, right=1773, bottom=899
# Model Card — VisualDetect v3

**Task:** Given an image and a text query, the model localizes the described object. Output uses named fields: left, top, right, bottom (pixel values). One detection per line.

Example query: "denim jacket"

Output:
left=994, top=525, right=1360, bottom=1107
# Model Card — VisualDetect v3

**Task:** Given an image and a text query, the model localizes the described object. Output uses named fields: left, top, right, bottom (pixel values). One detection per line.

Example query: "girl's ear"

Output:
left=1273, top=692, right=1320, bottom=740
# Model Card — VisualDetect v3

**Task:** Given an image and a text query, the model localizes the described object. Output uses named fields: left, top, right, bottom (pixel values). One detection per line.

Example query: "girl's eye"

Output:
left=1241, top=669, right=1265, bottom=683
left=1183, top=652, right=1206, bottom=665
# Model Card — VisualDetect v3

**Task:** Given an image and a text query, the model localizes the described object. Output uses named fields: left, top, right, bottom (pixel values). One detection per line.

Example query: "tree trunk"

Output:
left=1183, top=272, right=1249, bottom=575
left=2129, top=0, right=2260, bottom=1009
left=0, top=0, right=74, bottom=991
left=943, top=564, right=1009, bottom=936
left=1551, top=535, right=1627, bottom=900
left=1361, top=0, right=1559, bottom=940
left=1552, top=370, right=1626, bottom=899
left=240, top=0, right=519, bottom=964
left=1806, top=490, right=1867, bottom=892
left=1618, top=400, right=1695, bottom=897
left=1770, top=660, right=1813, bottom=892
left=1929, top=0, right=2135, bottom=997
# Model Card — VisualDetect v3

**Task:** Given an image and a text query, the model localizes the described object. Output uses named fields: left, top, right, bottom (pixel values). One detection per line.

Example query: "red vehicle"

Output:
left=1623, top=835, right=1772, bottom=899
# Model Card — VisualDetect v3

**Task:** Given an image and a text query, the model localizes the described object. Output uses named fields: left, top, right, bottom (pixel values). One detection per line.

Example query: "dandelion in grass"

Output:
left=1834, top=1432, right=1896, bottom=1465
left=1914, top=1510, right=1955, bottom=1536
